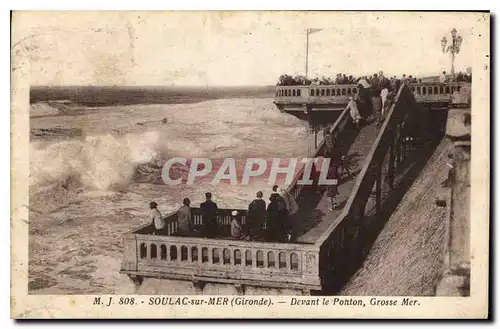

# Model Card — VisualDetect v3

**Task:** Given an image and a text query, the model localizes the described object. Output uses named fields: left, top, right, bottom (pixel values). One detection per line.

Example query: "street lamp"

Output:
left=441, top=28, right=463, bottom=80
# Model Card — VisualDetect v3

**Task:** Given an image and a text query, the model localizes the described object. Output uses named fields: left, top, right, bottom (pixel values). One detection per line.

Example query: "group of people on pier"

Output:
left=334, top=71, right=400, bottom=129
left=148, top=187, right=299, bottom=243
left=276, top=72, right=420, bottom=86
left=276, top=70, right=472, bottom=87
left=440, top=70, right=472, bottom=83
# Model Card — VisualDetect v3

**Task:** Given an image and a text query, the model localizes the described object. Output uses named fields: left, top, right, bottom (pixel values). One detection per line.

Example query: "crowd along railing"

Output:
left=275, top=82, right=471, bottom=105
left=120, top=207, right=322, bottom=291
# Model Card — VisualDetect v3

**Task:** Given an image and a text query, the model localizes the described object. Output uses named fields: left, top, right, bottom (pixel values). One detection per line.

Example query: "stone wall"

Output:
left=435, top=107, right=471, bottom=296
left=135, top=278, right=306, bottom=295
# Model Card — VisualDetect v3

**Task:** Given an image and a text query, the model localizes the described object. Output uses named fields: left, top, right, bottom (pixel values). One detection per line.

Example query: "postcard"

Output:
left=11, top=11, right=489, bottom=318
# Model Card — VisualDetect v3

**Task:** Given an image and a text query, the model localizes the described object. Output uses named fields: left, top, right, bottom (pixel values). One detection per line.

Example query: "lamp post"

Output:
left=441, top=28, right=463, bottom=81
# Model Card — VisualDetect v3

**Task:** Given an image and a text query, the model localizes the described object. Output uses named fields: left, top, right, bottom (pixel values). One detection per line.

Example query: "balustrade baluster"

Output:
left=208, top=248, right=213, bottom=264
left=146, top=243, right=151, bottom=259
left=252, top=250, right=257, bottom=268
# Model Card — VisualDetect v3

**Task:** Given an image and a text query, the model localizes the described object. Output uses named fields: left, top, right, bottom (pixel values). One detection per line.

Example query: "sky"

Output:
left=12, top=11, right=489, bottom=86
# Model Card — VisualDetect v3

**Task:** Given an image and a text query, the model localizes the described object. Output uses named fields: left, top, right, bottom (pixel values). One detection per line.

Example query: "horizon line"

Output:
left=29, top=84, right=278, bottom=88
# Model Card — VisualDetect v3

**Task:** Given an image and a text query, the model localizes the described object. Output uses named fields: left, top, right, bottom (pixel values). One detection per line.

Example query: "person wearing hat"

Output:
left=347, top=96, right=361, bottom=129
left=177, top=198, right=193, bottom=237
left=200, top=192, right=219, bottom=238
left=149, top=201, right=165, bottom=235
left=247, top=191, right=266, bottom=239
left=230, top=210, right=243, bottom=239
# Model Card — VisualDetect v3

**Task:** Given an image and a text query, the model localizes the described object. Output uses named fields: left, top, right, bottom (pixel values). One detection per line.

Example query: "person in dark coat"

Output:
left=324, top=131, right=334, bottom=158
left=247, top=191, right=267, bottom=239
left=200, top=192, right=219, bottom=237
left=266, top=194, right=281, bottom=241
left=269, top=185, right=286, bottom=211
left=266, top=193, right=289, bottom=242
left=357, top=85, right=373, bottom=119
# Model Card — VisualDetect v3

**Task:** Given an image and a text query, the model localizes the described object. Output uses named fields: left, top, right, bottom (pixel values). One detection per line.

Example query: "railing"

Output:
left=314, top=83, right=418, bottom=284
left=121, top=84, right=423, bottom=292
left=275, top=84, right=357, bottom=105
left=285, top=106, right=351, bottom=200
left=121, top=208, right=322, bottom=290
left=408, top=82, right=468, bottom=104
left=275, top=82, right=471, bottom=106
left=132, top=208, right=248, bottom=236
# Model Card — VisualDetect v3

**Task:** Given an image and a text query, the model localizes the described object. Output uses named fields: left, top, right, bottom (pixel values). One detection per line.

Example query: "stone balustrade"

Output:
left=122, top=83, right=434, bottom=293
left=275, top=82, right=471, bottom=106
left=121, top=216, right=321, bottom=290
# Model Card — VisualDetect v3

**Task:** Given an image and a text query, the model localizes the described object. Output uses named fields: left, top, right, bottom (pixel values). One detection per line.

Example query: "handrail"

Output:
left=275, top=82, right=471, bottom=102
left=284, top=106, right=350, bottom=199
left=121, top=207, right=322, bottom=290
left=275, top=82, right=470, bottom=89
left=314, top=83, right=406, bottom=247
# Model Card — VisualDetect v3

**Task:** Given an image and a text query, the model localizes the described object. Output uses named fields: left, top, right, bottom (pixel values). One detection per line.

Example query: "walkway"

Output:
left=294, top=120, right=381, bottom=244
left=339, top=139, right=450, bottom=295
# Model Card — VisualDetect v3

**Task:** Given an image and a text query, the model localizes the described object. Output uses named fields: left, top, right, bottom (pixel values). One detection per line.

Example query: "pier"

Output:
left=121, top=82, right=471, bottom=295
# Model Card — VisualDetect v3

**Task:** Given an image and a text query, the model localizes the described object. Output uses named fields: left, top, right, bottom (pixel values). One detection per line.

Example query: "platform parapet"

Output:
left=120, top=208, right=322, bottom=295
left=435, top=108, right=471, bottom=296
left=274, top=82, right=471, bottom=112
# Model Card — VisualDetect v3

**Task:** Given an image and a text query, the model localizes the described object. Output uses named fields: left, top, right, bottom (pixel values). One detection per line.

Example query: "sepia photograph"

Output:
left=10, top=10, right=489, bottom=318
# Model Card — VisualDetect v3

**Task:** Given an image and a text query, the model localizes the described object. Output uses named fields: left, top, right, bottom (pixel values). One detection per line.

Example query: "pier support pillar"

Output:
left=128, top=275, right=143, bottom=287
left=234, top=284, right=246, bottom=295
left=192, top=281, right=206, bottom=294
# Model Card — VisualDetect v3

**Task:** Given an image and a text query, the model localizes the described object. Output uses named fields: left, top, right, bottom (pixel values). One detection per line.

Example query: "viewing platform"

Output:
left=274, top=82, right=471, bottom=112
left=121, top=82, right=471, bottom=295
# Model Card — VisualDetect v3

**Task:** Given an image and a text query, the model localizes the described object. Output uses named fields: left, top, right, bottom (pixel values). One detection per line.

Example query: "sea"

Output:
left=28, top=86, right=310, bottom=294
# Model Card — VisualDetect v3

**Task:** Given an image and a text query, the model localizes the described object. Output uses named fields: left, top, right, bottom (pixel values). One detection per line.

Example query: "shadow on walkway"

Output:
left=317, top=136, right=443, bottom=295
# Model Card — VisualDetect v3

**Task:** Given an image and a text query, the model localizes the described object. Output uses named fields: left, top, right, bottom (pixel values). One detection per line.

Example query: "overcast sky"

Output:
left=13, top=11, right=488, bottom=86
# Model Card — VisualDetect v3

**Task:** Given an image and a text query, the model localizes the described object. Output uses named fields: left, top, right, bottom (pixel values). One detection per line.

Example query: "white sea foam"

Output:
left=29, top=98, right=308, bottom=193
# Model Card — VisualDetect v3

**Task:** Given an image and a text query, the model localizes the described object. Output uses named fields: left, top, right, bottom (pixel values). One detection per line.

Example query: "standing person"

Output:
left=310, top=162, right=321, bottom=194
left=380, top=86, right=389, bottom=122
left=439, top=71, right=447, bottom=83
left=339, top=154, right=353, bottom=178
left=177, top=198, right=193, bottom=237
left=280, top=187, right=299, bottom=216
left=327, top=166, right=341, bottom=211
left=266, top=194, right=281, bottom=241
left=347, top=96, right=361, bottom=129
left=247, top=191, right=267, bottom=238
left=371, top=74, right=383, bottom=126
left=378, top=70, right=386, bottom=86
left=324, top=130, right=334, bottom=159
left=149, top=201, right=165, bottom=235
left=230, top=210, right=243, bottom=239
left=372, top=92, right=383, bottom=127
left=270, top=185, right=286, bottom=212
left=201, top=192, right=219, bottom=237
left=356, top=80, right=372, bottom=119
